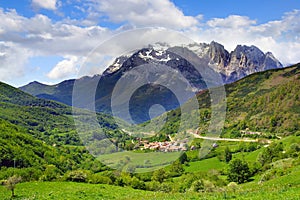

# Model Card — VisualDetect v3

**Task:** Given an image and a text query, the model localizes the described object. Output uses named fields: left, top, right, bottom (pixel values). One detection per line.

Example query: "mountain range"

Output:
left=20, top=41, right=283, bottom=123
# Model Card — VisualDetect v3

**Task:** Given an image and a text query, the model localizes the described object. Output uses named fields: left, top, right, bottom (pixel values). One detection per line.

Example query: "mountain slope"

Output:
left=0, top=113, right=109, bottom=180
left=0, top=81, right=126, bottom=177
left=151, top=63, right=300, bottom=137
left=0, top=81, right=122, bottom=146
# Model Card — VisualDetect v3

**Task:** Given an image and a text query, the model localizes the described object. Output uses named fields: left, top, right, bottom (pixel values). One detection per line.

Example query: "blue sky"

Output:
left=173, top=0, right=300, bottom=23
left=0, top=0, right=299, bottom=86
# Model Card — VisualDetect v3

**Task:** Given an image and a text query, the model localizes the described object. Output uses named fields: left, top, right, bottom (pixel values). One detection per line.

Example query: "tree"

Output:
left=4, top=175, right=22, bottom=198
left=131, top=177, right=145, bottom=190
left=257, top=142, right=283, bottom=166
left=65, top=170, right=90, bottom=182
left=227, top=159, right=251, bottom=184
left=152, top=169, right=167, bottom=183
left=179, top=152, right=188, bottom=164
left=170, top=161, right=184, bottom=176
left=41, top=165, right=61, bottom=181
left=224, top=147, right=233, bottom=163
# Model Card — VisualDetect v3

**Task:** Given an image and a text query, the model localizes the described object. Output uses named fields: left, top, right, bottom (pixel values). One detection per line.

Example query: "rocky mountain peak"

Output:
left=103, top=55, right=130, bottom=75
left=103, top=41, right=282, bottom=83
left=208, top=41, right=230, bottom=68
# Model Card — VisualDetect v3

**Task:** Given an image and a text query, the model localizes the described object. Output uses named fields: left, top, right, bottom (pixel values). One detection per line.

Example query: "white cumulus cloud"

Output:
left=207, top=15, right=256, bottom=28
left=32, top=0, right=57, bottom=10
left=47, top=56, right=80, bottom=80
left=90, top=0, right=198, bottom=28
left=0, top=42, right=32, bottom=81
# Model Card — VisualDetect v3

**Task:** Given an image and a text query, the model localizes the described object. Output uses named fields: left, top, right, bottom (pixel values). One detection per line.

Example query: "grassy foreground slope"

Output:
left=0, top=164, right=299, bottom=200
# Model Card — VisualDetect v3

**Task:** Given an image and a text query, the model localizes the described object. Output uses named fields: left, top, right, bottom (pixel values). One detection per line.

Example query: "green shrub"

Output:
left=227, top=159, right=251, bottom=184
left=190, top=179, right=204, bottom=192
left=40, top=165, right=61, bottom=181
left=88, top=174, right=112, bottom=184
left=159, top=182, right=172, bottom=193
left=131, top=177, right=145, bottom=190
left=203, top=180, right=215, bottom=192
left=4, top=175, right=22, bottom=198
left=152, top=169, right=168, bottom=183
left=227, top=182, right=238, bottom=192
left=64, top=170, right=91, bottom=182
left=145, top=181, right=160, bottom=191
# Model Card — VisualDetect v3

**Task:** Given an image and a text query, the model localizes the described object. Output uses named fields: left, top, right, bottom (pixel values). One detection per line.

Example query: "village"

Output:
left=125, top=128, right=270, bottom=153
left=138, top=139, right=189, bottom=152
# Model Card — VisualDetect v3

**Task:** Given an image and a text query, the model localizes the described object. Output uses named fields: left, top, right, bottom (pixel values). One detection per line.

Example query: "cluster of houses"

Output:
left=240, top=129, right=262, bottom=136
left=139, top=140, right=188, bottom=152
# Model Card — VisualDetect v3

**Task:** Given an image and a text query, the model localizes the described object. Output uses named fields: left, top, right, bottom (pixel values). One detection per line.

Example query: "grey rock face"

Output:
left=185, top=42, right=282, bottom=83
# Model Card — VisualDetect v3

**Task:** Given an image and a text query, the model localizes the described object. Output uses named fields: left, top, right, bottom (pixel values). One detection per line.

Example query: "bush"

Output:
left=224, top=147, right=232, bottom=163
left=169, top=161, right=184, bottom=177
left=227, top=159, right=251, bottom=184
left=203, top=180, right=215, bottom=192
left=152, top=169, right=168, bottom=183
left=64, top=170, right=91, bottom=182
left=40, top=165, right=61, bottom=181
left=114, top=177, right=125, bottom=187
left=88, top=174, right=112, bottom=184
left=177, top=173, right=201, bottom=192
left=120, top=173, right=132, bottom=186
left=227, top=182, right=238, bottom=192
left=135, top=172, right=152, bottom=182
left=190, top=180, right=204, bottom=192
left=0, top=179, right=6, bottom=185
left=257, top=142, right=283, bottom=166
left=0, top=167, right=42, bottom=182
left=259, top=170, right=276, bottom=183
left=159, top=182, right=172, bottom=193
left=145, top=181, right=160, bottom=191
left=131, top=177, right=145, bottom=190
left=4, top=175, right=22, bottom=198
left=250, top=162, right=261, bottom=176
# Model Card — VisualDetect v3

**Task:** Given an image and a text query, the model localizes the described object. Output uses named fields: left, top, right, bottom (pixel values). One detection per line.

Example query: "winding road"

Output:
left=188, top=131, right=271, bottom=143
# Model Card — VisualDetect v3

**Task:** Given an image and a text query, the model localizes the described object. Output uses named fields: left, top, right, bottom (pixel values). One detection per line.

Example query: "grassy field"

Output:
left=0, top=182, right=201, bottom=200
left=98, top=151, right=181, bottom=172
left=184, top=157, right=227, bottom=173
left=232, top=148, right=263, bottom=163
left=236, top=164, right=300, bottom=200
left=1, top=167, right=300, bottom=200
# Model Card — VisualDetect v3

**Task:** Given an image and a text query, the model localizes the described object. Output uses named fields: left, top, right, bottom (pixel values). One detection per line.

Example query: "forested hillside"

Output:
left=0, top=82, right=118, bottom=181
left=154, top=63, right=300, bottom=137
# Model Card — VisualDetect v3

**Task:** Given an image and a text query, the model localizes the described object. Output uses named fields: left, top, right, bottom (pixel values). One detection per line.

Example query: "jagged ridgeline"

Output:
left=20, top=41, right=282, bottom=123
